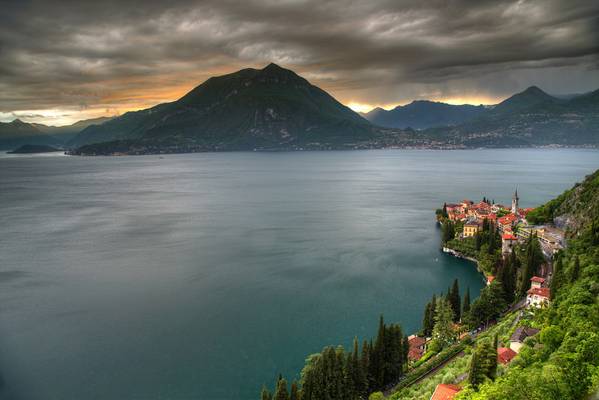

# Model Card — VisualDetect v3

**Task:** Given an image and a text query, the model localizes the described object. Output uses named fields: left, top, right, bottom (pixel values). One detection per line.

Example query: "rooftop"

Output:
left=527, top=287, right=550, bottom=298
left=431, top=383, right=462, bottom=400
left=510, top=327, right=540, bottom=343
left=530, top=276, right=545, bottom=283
left=497, top=347, right=518, bottom=364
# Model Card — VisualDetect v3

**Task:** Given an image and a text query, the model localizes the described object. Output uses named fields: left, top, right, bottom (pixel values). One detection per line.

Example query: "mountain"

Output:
left=0, top=119, right=63, bottom=150
left=0, top=117, right=113, bottom=150
left=69, top=63, right=387, bottom=154
left=427, top=86, right=599, bottom=147
left=8, top=144, right=62, bottom=154
left=363, top=101, right=487, bottom=129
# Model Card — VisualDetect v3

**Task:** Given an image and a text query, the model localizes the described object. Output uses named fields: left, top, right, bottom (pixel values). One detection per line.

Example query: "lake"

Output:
left=0, top=149, right=597, bottom=400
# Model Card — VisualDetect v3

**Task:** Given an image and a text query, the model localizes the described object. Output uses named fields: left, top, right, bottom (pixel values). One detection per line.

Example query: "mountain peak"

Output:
left=11, top=118, right=26, bottom=125
left=521, top=86, right=549, bottom=96
left=262, top=62, right=285, bottom=71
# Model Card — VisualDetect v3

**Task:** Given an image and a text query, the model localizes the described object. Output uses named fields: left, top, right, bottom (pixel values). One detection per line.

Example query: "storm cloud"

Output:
left=1, top=0, right=598, bottom=124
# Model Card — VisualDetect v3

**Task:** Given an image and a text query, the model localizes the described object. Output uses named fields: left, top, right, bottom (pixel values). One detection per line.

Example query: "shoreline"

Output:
left=441, top=246, right=489, bottom=283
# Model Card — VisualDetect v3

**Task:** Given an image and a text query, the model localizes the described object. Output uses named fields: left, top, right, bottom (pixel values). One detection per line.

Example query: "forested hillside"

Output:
left=456, top=170, right=599, bottom=399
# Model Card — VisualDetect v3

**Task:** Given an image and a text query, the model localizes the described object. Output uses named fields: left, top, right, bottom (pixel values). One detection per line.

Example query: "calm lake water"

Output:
left=0, top=149, right=597, bottom=400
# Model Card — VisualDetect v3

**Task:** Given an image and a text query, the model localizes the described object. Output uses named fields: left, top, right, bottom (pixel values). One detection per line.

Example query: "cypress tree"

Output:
left=462, top=287, right=471, bottom=315
left=274, top=378, right=290, bottom=400
left=422, top=301, right=432, bottom=336
left=550, top=254, right=565, bottom=299
left=487, top=334, right=498, bottom=380
left=449, top=279, right=461, bottom=322
left=262, top=386, right=273, bottom=400
left=428, top=294, right=437, bottom=335
left=361, top=339, right=372, bottom=392
left=468, top=348, right=484, bottom=388
left=570, top=255, right=580, bottom=282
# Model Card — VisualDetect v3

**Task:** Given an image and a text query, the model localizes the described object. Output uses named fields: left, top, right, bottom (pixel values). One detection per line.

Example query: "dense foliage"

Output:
left=262, top=317, right=408, bottom=400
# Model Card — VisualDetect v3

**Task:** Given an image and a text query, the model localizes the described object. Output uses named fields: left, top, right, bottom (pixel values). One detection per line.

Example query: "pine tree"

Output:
left=462, top=287, right=471, bottom=315
left=274, top=378, right=290, bottom=400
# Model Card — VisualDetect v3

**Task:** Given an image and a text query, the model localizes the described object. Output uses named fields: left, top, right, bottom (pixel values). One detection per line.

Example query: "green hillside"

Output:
left=453, top=170, right=599, bottom=399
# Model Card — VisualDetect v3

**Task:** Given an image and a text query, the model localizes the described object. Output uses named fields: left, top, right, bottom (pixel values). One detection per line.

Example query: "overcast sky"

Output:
left=1, top=0, right=598, bottom=125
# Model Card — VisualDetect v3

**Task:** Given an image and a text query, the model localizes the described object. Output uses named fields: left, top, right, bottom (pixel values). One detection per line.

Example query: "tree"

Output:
left=462, top=287, right=471, bottom=315
left=431, top=297, right=455, bottom=349
left=442, top=221, right=455, bottom=243
left=422, top=301, right=433, bottom=337
left=468, top=346, right=485, bottom=388
left=262, top=386, right=273, bottom=400
left=518, top=234, right=543, bottom=297
left=570, top=255, right=580, bottom=282
left=497, top=255, right=516, bottom=304
left=274, top=378, right=290, bottom=400
left=550, top=254, right=566, bottom=300
left=449, top=279, right=461, bottom=322
left=289, top=381, right=300, bottom=400
left=465, top=281, right=506, bottom=328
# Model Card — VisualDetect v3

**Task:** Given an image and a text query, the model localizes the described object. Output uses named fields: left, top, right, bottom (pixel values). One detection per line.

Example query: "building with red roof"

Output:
left=430, top=384, right=461, bottom=400
left=501, top=233, right=518, bottom=254
left=408, top=336, right=427, bottom=362
left=527, top=276, right=550, bottom=307
left=497, top=347, right=518, bottom=364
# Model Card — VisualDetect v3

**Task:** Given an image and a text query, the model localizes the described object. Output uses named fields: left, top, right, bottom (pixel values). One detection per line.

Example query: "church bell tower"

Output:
left=511, top=189, right=519, bottom=215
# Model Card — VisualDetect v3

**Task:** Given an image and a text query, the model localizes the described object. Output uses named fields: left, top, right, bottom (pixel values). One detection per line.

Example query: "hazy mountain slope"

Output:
left=0, top=119, right=62, bottom=150
left=427, top=86, right=599, bottom=146
left=363, top=101, right=487, bottom=129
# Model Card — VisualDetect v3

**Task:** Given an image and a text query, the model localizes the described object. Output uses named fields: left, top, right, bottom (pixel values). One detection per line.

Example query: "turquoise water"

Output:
left=0, top=149, right=597, bottom=399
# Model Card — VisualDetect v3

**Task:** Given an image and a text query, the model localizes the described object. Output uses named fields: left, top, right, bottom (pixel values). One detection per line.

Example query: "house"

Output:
left=509, top=327, right=540, bottom=353
left=486, top=275, right=495, bottom=286
left=497, top=347, right=518, bottom=364
left=430, top=383, right=461, bottom=400
left=501, top=233, right=518, bottom=254
left=463, top=219, right=482, bottom=237
left=408, top=335, right=427, bottom=362
left=497, top=213, right=518, bottom=233
left=527, top=277, right=550, bottom=307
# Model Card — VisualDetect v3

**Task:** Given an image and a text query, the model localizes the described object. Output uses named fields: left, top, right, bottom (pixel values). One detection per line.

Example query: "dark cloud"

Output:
left=0, top=0, right=598, bottom=123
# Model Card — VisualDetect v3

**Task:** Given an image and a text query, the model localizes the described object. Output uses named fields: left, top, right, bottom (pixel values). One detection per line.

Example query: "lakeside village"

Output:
left=398, top=190, right=566, bottom=400
left=261, top=190, right=573, bottom=400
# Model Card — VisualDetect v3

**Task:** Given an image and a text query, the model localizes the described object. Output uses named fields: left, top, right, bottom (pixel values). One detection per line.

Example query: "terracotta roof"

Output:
left=530, top=276, right=545, bottom=283
left=408, top=347, right=424, bottom=361
left=498, top=213, right=518, bottom=224
left=497, top=347, right=518, bottom=364
left=431, top=384, right=461, bottom=400
left=510, top=327, right=540, bottom=343
left=527, top=287, right=550, bottom=298
left=502, top=233, right=518, bottom=240
left=487, top=275, right=495, bottom=284
left=409, top=336, right=426, bottom=348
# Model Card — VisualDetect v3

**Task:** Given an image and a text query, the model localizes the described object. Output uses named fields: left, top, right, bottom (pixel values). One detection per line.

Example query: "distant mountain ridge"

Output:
left=363, top=101, right=487, bottom=129
left=427, top=86, right=599, bottom=147
left=0, top=117, right=113, bottom=150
